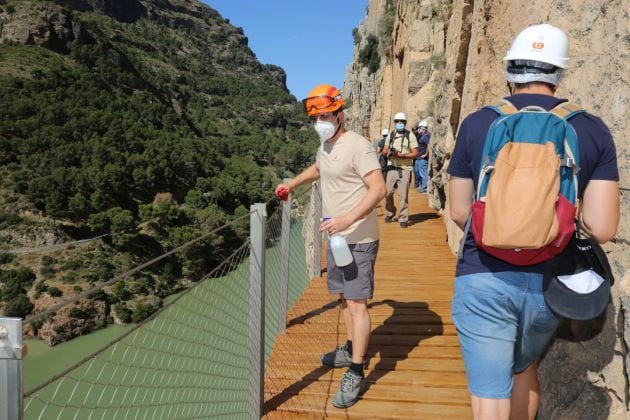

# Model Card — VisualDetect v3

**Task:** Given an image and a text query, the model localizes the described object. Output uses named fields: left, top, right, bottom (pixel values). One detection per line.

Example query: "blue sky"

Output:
left=204, top=0, right=368, bottom=101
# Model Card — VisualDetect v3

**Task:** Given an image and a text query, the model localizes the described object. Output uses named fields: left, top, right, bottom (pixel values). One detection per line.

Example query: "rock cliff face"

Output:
left=345, top=0, right=629, bottom=418
left=0, top=2, right=88, bottom=53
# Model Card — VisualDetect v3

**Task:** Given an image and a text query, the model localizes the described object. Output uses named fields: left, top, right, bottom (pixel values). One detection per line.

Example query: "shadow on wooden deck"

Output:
left=264, top=191, right=472, bottom=419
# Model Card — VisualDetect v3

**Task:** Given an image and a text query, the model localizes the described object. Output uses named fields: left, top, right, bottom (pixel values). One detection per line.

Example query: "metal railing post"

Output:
left=278, top=178, right=291, bottom=334
left=248, top=203, right=266, bottom=419
left=311, top=181, right=322, bottom=278
left=0, top=317, right=24, bottom=420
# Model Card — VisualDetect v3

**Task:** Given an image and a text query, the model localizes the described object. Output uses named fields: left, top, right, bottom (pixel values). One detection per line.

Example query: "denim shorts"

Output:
left=327, top=241, right=379, bottom=300
left=451, top=271, right=559, bottom=399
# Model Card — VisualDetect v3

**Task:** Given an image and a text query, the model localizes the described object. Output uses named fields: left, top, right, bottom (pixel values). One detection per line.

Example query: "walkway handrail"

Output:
left=0, top=183, right=320, bottom=419
left=248, top=202, right=266, bottom=419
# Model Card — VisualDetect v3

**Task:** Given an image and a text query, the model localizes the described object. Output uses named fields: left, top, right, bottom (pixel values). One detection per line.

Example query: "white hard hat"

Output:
left=503, top=24, right=569, bottom=69
left=393, top=112, right=407, bottom=121
left=418, top=120, right=428, bottom=128
left=381, top=128, right=389, bottom=136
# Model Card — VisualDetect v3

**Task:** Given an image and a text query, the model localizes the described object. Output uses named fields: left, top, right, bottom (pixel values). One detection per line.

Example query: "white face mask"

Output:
left=314, top=120, right=337, bottom=142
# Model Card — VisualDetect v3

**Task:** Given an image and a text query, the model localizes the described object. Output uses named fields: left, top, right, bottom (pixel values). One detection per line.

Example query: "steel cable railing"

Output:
left=22, top=237, right=254, bottom=419
left=0, top=184, right=322, bottom=419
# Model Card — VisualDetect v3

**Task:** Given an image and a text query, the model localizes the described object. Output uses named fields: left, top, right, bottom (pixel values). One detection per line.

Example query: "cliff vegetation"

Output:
left=0, top=0, right=318, bottom=344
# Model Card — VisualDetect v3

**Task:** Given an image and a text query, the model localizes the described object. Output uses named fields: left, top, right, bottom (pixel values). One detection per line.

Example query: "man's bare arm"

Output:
left=580, top=180, right=619, bottom=243
left=448, top=176, right=475, bottom=230
left=281, top=164, right=320, bottom=191
left=398, top=147, right=419, bottom=160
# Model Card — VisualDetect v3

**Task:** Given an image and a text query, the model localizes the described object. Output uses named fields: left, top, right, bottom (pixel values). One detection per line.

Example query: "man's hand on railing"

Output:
left=274, top=184, right=290, bottom=201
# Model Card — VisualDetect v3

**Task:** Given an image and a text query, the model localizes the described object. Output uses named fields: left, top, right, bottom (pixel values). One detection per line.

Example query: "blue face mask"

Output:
left=395, top=123, right=405, bottom=132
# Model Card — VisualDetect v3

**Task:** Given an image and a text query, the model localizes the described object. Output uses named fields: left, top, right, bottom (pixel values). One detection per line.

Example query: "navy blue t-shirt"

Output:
left=417, top=132, right=431, bottom=156
left=447, top=94, right=619, bottom=276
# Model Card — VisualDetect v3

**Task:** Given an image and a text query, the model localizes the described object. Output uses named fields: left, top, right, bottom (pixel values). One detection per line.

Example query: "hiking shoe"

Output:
left=332, top=369, right=365, bottom=408
left=384, top=215, right=394, bottom=223
left=321, top=345, right=352, bottom=368
left=400, top=221, right=408, bottom=228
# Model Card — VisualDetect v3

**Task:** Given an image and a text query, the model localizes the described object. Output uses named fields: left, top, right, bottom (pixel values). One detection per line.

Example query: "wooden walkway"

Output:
left=264, top=191, right=471, bottom=419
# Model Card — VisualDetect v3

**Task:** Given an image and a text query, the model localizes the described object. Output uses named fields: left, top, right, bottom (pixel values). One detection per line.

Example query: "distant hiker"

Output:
left=412, top=120, right=431, bottom=193
left=376, top=128, right=389, bottom=179
left=274, top=84, right=386, bottom=409
left=447, top=24, right=619, bottom=420
left=382, top=112, right=419, bottom=228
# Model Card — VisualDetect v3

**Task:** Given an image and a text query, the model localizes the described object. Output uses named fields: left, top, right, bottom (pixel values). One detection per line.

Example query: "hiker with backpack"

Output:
left=376, top=128, right=389, bottom=179
left=382, top=112, right=419, bottom=228
left=447, top=24, right=619, bottom=420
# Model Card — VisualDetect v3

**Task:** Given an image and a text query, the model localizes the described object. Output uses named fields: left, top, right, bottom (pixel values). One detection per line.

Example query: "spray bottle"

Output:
left=322, top=217, right=353, bottom=267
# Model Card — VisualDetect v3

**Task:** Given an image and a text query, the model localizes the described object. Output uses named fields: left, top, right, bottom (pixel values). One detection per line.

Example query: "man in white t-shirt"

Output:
left=274, top=83, right=386, bottom=409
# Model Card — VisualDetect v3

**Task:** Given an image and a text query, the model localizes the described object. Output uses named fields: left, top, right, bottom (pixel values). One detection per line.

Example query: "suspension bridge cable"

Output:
left=22, top=188, right=318, bottom=419
left=24, top=238, right=251, bottom=397
left=23, top=239, right=257, bottom=418
left=23, top=210, right=253, bottom=325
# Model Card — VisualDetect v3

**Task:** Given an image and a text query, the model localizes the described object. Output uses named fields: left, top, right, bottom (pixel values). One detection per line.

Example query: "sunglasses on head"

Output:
left=302, top=94, right=341, bottom=113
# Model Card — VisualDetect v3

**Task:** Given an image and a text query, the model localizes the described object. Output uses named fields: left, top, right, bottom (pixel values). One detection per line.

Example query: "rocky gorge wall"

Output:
left=344, top=0, right=630, bottom=418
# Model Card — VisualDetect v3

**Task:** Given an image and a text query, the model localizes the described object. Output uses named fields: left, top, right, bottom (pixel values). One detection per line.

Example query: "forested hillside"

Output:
left=0, top=0, right=317, bottom=343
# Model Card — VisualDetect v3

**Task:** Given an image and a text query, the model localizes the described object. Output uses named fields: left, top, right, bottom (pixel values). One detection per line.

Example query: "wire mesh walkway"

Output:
left=264, top=191, right=472, bottom=419
left=19, top=190, right=316, bottom=419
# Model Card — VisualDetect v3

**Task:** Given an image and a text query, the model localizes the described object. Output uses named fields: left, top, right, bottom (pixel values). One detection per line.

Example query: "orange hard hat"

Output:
left=302, top=84, right=345, bottom=116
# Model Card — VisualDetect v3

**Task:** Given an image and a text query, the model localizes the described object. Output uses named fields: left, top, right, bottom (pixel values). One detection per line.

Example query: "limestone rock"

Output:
left=0, top=3, right=87, bottom=53
left=344, top=0, right=630, bottom=416
left=38, top=300, right=108, bottom=346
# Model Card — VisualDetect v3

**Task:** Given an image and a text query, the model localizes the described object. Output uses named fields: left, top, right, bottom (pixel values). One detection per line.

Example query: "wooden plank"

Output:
left=268, top=357, right=465, bottom=373
left=264, top=367, right=467, bottom=388
left=276, top=333, right=461, bottom=347
left=264, top=192, right=471, bottom=418
left=287, top=313, right=454, bottom=325
left=289, top=297, right=456, bottom=310
left=284, top=323, right=457, bottom=336
left=269, top=342, right=462, bottom=359
left=265, top=380, right=470, bottom=405
left=265, top=397, right=472, bottom=419
left=286, top=305, right=455, bottom=321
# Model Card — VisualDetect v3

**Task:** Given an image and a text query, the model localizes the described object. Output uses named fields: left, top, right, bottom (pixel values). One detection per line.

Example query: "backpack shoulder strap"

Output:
left=485, top=99, right=518, bottom=116
left=389, top=131, right=411, bottom=148
left=551, top=102, right=584, bottom=202
left=403, top=130, right=410, bottom=148
left=550, top=102, right=585, bottom=120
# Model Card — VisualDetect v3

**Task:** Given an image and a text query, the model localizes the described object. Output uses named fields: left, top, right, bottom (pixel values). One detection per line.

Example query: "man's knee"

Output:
left=345, top=298, right=368, bottom=315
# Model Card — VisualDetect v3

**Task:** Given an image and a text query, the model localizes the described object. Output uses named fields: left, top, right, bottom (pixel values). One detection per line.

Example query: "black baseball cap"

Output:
left=543, top=236, right=613, bottom=321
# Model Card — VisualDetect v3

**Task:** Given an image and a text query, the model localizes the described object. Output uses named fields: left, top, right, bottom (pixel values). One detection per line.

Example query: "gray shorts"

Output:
left=326, top=240, right=379, bottom=300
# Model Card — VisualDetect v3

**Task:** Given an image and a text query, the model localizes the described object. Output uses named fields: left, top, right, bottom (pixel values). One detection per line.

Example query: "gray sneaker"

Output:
left=321, top=345, right=352, bottom=368
left=332, top=369, right=365, bottom=408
